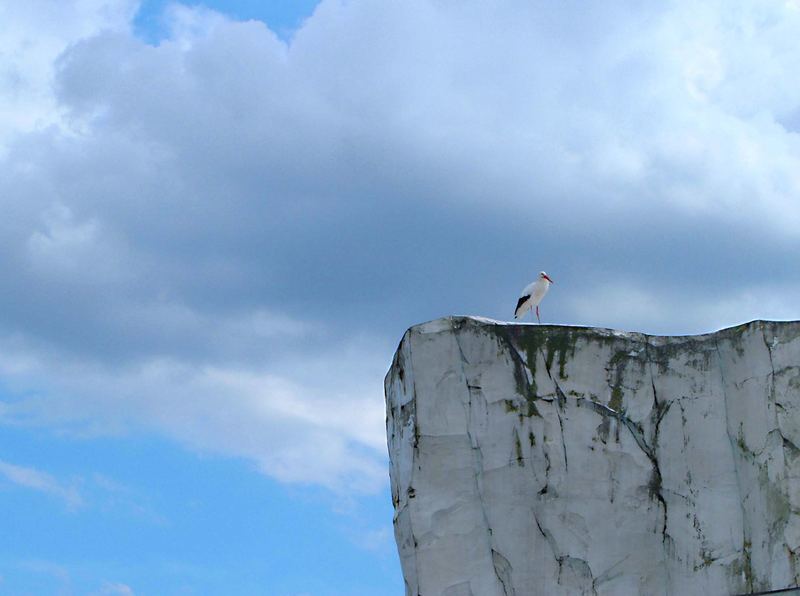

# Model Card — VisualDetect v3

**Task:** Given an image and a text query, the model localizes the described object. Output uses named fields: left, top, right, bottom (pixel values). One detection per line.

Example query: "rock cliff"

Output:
left=385, top=317, right=800, bottom=595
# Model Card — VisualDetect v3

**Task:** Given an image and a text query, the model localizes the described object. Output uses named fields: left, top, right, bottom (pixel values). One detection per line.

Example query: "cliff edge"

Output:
left=385, top=317, right=800, bottom=595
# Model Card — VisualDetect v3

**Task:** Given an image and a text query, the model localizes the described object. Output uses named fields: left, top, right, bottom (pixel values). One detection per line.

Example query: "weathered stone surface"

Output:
left=385, top=316, right=800, bottom=596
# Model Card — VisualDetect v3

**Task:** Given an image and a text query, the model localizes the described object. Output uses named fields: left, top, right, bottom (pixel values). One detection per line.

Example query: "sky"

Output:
left=1, top=0, right=800, bottom=594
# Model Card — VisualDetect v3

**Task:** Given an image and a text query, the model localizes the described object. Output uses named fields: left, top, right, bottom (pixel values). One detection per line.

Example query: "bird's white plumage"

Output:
left=514, top=271, right=553, bottom=321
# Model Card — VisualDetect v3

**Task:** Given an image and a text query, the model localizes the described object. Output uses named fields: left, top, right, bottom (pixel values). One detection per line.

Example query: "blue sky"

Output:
left=1, top=0, right=800, bottom=594
left=133, top=0, right=321, bottom=42
left=1, top=420, right=399, bottom=595
left=0, top=416, right=396, bottom=595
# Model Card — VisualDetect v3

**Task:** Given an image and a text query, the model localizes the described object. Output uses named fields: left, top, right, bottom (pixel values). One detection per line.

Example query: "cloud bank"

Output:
left=1, top=0, right=799, bottom=491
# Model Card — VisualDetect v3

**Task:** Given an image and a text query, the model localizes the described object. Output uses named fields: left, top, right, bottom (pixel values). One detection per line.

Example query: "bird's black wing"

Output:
left=514, top=295, right=531, bottom=317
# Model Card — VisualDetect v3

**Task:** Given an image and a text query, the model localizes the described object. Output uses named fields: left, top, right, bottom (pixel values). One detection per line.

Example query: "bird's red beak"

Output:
left=544, top=275, right=554, bottom=283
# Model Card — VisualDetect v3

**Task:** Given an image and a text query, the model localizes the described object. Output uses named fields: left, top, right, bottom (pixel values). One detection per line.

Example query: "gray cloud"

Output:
left=1, top=0, right=800, bottom=490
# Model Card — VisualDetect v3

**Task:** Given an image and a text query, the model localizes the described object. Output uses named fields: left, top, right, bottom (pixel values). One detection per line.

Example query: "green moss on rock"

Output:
left=609, top=385, right=624, bottom=412
left=516, top=327, right=579, bottom=381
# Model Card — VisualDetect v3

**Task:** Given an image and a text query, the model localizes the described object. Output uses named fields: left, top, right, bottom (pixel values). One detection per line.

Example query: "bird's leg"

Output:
left=536, top=305, right=541, bottom=324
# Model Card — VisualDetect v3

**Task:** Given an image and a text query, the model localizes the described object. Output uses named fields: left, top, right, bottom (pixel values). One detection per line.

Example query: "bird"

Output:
left=514, top=271, right=554, bottom=323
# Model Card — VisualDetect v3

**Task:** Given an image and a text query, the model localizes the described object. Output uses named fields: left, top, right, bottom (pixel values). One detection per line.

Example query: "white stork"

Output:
left=514, top=271, right=554, bottom=323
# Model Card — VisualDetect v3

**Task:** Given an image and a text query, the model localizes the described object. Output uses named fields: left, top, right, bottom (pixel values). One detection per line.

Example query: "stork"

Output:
left=514, top=271, right=554, bottom=323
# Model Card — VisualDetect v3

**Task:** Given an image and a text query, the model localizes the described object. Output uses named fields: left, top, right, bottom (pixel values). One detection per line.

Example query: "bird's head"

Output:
left=539, top=271, right=554, bottom=284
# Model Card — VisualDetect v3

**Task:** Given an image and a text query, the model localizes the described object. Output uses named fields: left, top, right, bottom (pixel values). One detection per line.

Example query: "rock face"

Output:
left=385, top=317, right=800, bottom=596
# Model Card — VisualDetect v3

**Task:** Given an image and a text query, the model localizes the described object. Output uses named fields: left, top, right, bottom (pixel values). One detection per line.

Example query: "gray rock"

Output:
left=385, top=316, right=800, bottom=596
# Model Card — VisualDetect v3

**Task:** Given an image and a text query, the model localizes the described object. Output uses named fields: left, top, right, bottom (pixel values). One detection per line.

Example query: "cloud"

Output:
left=90, top=473, right=168, bottom=525
left=348, top=524, right=395, bottom=554
left=16, top=559, right=72, bottom=585
left=567, top=279, right=800, bottom=335
left=0, top=336, right=389, bottom=492
left=1, top=0, right=800, bottom=493
left=0, top=459, right=83, bottom=509
left=0, top=459, right=165, bottom=522
left=95, top=581, right=135, bottom=595
left=0, top=0, right=137, bottom=151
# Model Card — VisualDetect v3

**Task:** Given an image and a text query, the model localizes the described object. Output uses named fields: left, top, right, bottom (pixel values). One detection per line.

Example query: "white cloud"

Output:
left=0, top=337, right=390, bottom=492
left=95, top=581, right=135, bottom=595
left=0, top=459, right=83, bottom=509
left=13, top=559, right=72, bottom=591
left=90, top=473, right=168, bottom=525
left=348, top=524, right=395, bottom=553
